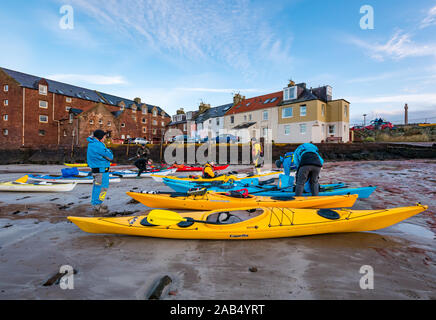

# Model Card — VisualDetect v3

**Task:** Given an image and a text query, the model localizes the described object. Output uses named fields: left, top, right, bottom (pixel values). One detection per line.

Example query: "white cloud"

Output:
left=349, top=31, right=436, bottom=61
left=66, top=0, right=293, bottom=78
left=420, top=5, right=436, bottom=29
left=346, top=93, right=436, bottom=104
left=47, top=74, right=127, bottom=85
left=176, top=87, right=263, bottom=93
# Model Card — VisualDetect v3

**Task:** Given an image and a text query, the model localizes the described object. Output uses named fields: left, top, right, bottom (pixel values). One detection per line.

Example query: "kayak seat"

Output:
left=317, top=209, right=341, bottom=220
left=140, top=217, right=158, bottom=227
left=170, top=192, right=189, bottom=198
left=259, top=178, right=275, bottom=186
left=206, top=212, right=242, bottom=224
left=177, top=218, right=195, bottom=228
left=270, top=196, right=296, bottom=201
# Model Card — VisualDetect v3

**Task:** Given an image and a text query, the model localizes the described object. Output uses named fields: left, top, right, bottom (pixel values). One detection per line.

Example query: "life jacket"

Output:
left=202, top=163, right=215, bottom=178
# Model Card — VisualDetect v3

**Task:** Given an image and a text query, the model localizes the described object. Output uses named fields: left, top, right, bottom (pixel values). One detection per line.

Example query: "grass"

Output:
left=376, top=133, right=432, bottom=142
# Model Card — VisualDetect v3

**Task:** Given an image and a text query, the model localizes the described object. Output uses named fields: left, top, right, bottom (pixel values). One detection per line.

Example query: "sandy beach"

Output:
left=0, top=160, right=435, bottom=300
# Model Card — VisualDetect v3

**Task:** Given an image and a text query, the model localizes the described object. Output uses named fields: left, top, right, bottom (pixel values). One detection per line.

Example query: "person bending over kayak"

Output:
left=292, top=143, right=324, bottom=196
left=87, top=130, right=114, bottom=215
left=134, top=145, right=151, bottom=178
left=202, top=162, right=215, bottom=179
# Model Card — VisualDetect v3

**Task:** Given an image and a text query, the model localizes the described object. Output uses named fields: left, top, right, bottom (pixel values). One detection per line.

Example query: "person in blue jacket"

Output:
left=87, top=130, right=114, bottom=215
left=292, top=143, right=324, bottom=196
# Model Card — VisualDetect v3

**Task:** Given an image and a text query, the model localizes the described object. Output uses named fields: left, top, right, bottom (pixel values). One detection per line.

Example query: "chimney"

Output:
left=198, top=102, right=211, bottom=114
left=134, top=97, right=141, bottom=104
left=176, top=108, right=185, bottom=115
left=233, top=93, right=245, bottom=106
left=404, top=104, right=408, bottom=125
left=287, top=79, right=296, bottom=87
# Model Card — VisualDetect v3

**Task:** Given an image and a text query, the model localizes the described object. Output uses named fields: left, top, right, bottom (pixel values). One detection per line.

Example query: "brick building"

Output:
left=0, top=67, right=171, bottom=149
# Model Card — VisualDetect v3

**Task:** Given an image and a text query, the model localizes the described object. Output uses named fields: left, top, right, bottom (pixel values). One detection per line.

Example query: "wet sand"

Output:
left=0, top=160, right=435, bottom=300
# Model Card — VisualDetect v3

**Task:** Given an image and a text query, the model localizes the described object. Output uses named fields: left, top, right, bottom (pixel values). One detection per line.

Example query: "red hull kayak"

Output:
left=174, top=164, right=230, bottom=172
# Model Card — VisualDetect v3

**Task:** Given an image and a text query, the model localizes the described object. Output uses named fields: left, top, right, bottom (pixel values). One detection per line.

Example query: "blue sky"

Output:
left=1, top=0, right=436, bottom=125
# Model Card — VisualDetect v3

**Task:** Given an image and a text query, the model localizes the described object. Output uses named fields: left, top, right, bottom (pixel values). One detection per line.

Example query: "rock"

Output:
left=249, top=267, right=258, bottom=272
left=148, top=275, right=172, bottom=300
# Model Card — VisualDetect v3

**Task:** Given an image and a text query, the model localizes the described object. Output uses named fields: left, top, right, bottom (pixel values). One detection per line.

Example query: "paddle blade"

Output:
left=15, top=175, right=29, bottom=184
left=146, top=209, right=186, bottom=226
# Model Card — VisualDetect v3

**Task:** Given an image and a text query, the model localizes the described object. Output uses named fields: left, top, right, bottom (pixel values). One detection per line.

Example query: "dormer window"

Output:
left=142, top=108, right=147, bottom=115
left=66, top=97, right=72, bottom=103
left=153, top=109, right=157, bottom=117
left=121, top=123, right=125, bottom=128
left=39, top=84, right=48, bottom=96
left=283, top=86, right=297, bottom=101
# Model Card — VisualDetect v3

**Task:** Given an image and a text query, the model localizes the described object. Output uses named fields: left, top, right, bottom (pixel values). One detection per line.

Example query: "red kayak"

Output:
left=173, top=164, right=230, bottom=172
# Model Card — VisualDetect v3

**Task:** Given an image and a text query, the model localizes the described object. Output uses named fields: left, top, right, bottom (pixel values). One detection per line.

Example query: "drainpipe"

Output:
left=22, top=88, right=25, bottom=146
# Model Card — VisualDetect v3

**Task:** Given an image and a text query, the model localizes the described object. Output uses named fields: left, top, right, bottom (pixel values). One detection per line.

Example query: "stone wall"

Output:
left=0, top=143, right=435, bottom=165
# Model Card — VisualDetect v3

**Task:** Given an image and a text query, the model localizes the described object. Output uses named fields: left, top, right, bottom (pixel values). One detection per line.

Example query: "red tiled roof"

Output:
left=225, top=91, right=283, bottom=115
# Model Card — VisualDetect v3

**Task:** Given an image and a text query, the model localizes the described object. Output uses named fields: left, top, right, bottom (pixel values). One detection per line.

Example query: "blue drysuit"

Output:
left=86, top=137, right=114, bottom=206
left=282, top=152, right=295, bottom=176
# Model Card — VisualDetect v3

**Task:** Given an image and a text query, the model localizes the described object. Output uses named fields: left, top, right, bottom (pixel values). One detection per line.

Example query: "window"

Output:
left=65, top=106, right=71, bottom=111
left=39, top=115, right=48, bottom=123
left=153, top=120, right=157, bottom=126
left=153, top=129, right=157, bottom=134
left=99, top=119, right=103, bottom=125
left=63, top=130, right=67, bottom=137
left=69, top=114, right=74, bottom=123
left=244, top=115, right=247, bottom=121
left=183, top=123, right=187, bottom=131
left=3, top=85, right=8, bottom=92
left=329, top=125, right=336, bottom=135
left=153, top=110, right=157, bottom=117
left=300, top=105, right=307, bottom=117
left=300, top=123, right=307, bottom=134
left=143, top=127, right=147, bottom=133
left=270, top=97, right=278, bottom=103
left=282, top=107, right=293, bottom=118
left=344, top=105, right=348, bottom=117
left=263, top=99, right=271, bottom=104
left=121, top=135, right=125, bottom=139
left=120, top=105, right=125, bottom=111
left=121, top=123, right=126, bottom=128
left=262, top=128, right=268, bottom=137
left=3, top=114, right=8, bottom=121
left=39, top=130, right=46, bottom=136
left=209, top=119, right=212, bottom=124
left=132, top=107, right=137, bottom=113
left=249, top=114, right=252, bottom=121
left=142, top=118, right=146, bottom=124
left=39, top=85, right=47, bottom=95
left=322, top=104, right=326, bottom=117
left=161, top=121, right=165, bottom=126
left=39, top=100, right=48, bottom=109
left=263, top=110, right=268, bottom=121
left=107, top=121, right=111, bottom=127
left=216, top=118, right=220, bottom=126
left=4, top=100, right=8, bottom=106
left=89, top=120, right=94, bottom=125
left=142, top=108, right=147, bottom=115
left=3, top=129, right=8, bottom=135
left=66, top=97, right=72, bottom=103
left=284, top=125, right=290, bottom=135
left=230, top=115, right=234, bottom=124
left=344, top=125, right=347, bottom=132
left=283, top=86, right=297, bottom=101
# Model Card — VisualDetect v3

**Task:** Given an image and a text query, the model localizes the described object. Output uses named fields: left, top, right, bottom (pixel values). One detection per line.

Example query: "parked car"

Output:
left=351, top=125, right=364, bottom=131
left=216, top=134, right=239, bottom=143
left=170, top=135, right=189, bottom=143
left=131, top=137, right=150, bottom=145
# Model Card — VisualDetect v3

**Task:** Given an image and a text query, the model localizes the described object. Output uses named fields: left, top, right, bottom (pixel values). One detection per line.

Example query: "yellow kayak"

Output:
left=151, top=170, right=282, bottom=183
left=68, top=204, right=428, bottom=240
left=126, top=191, right=358, bottom=210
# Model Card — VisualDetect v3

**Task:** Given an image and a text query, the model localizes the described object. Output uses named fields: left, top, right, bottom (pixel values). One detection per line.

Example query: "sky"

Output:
left=1, top=0, right=436, bottom=125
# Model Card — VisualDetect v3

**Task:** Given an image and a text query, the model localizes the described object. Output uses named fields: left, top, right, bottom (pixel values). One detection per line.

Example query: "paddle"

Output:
left=146, top=210, right=219, bottom=226
left=15, top=175, right=29, bottom=184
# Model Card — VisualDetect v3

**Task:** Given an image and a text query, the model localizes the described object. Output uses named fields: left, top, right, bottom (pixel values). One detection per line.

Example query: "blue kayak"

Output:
left=164, top=179, right=376, bottom=199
